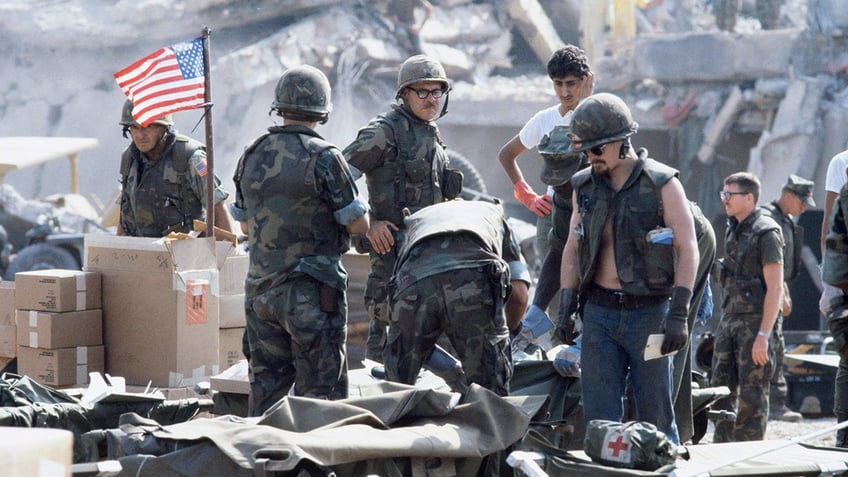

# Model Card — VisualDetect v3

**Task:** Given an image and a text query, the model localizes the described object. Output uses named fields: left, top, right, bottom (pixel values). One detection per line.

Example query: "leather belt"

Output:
left=586, top=286, right=669, bottom=310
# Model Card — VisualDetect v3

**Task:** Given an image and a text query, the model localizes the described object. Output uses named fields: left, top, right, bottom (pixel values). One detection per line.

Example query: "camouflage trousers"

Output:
left=769, top=315, right=788, bottom=411
left=245, top=276, right=348, bottom=416
left=364, top=248, right=398, bottom=362
left=384, top=267, right=512, bottom=396
left=711, top=313, right=773, bottom=442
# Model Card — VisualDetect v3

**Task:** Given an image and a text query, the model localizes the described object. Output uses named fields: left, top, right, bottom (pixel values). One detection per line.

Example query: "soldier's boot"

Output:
left=838, top=422, right=848, bottom=448
left=769, top=405, right=803, bottom=423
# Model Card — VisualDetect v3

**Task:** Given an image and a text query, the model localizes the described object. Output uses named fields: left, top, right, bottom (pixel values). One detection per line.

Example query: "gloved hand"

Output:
left=510, top=323, right=535, bottom=354
left=555, top=288, right=579, bottom=344
left=661, top=286, right=692, bottom=355
left=514, top=180, right=553, bottom=217
left=522, top=304, right=554, bottom=338
left=552, top=335, right=582, bottom=377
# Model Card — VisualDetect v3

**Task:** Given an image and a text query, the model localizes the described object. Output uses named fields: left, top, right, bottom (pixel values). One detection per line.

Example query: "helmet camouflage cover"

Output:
left=272, top=65, right=332, bottom=123
left=119, top=99, right=173, bottom=127
left=538, top=125, right=586, bottom=186
left=396, top=54, right=449, bottom=96
left=569, top=93, right=638, bottom=152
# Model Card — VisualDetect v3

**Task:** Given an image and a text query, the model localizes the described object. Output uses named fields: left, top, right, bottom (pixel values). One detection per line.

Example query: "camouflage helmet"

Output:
left=569, top=93, right=638, bottom=153
left=119, top=99, right=173, bottom=127
left=538, top=125, right=586, bottom=186
left=396, top=54, right=449, bottom=96
left=272, top=65, right=332, bottom=124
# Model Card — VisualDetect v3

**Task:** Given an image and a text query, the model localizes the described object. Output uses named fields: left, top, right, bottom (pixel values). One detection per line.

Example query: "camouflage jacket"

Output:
left=761, top=201, right=802, bottom=282
left=571, top=155, right=678, bottom=296
left=119, top=132, right=228, bottom=237
left=233, top=125, right=366, bottom=293
left=718, top=208, right=783, bottom=315
left=391, top=201, right=527, bottom=294
left=343, top=104, right=454, bottom=227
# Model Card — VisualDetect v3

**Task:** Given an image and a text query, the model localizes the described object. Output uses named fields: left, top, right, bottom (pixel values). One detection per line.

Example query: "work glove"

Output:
left=555, top=288, right=579, bottom=344
left=552, top=335, right=582, bottom=378
left=514, top=180, right=553, bottom=217
left=510, top=323, right=535, bottom=354
left=661, top=286, right=692, bottom=355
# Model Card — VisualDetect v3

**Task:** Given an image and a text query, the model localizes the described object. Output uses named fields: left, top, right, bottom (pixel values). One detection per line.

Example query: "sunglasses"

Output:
left=408, top=87, right=446, bottom=99
left=586, top=143, right=608, bottom=156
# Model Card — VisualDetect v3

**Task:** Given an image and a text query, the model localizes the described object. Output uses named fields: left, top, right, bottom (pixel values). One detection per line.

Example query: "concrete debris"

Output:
left=0, top=0, right=847, bottom=217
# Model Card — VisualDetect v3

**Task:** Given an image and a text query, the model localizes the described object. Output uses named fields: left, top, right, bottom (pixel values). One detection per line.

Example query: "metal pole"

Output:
left=201, top=26, right=214, bottom=237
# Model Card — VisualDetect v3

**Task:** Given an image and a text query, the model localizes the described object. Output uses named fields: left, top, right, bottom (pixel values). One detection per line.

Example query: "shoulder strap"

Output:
left=298, top=133, right=335, bottom=189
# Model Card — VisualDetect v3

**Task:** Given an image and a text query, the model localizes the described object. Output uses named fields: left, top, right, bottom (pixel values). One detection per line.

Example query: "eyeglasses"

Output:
left=719, top=190, right=749, bottom=201
left=586, top=143, right=608, bottom=156
left=408, top=87, right=446, bottom=99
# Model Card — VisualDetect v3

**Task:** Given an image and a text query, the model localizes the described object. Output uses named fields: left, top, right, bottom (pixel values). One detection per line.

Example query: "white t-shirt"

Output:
left=826, top=149, right=848, bottom=193
left=820, top=149, right=848, bottom=313
left=519, top=104, right=573, bottom=195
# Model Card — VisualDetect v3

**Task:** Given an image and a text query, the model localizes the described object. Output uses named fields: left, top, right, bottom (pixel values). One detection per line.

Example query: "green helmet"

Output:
left=396, top=54, right=449, bottom=96
left=119, top=99, right=173, bottom=127
left=271, top=65, right=332, bottom=124
left=537, top=125, right=586, bottom=186
left=569, top=93, right=638, bottom=152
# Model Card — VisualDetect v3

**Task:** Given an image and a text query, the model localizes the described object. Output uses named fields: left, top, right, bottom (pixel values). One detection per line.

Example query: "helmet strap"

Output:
left=438, top=92, right=449, bottom=119
left=618, top=138, right=630, bottom=160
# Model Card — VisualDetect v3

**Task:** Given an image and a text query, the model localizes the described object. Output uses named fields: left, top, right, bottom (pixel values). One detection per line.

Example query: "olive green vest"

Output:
left=571, top=156, right=678, bottom=296
left=365, top=105, right=448, bottom=226
left=719, top=208, right=781, bottom=315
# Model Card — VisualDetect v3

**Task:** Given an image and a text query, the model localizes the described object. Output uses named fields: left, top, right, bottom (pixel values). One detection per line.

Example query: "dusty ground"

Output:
left=699, top=416, right=839, bottom=447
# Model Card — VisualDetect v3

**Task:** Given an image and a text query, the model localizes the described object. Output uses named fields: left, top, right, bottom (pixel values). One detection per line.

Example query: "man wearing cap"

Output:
left=760, top=174, right=814, bottom=423
left=343, top=54, right=463, bottom=362
left=117, top=99, right=235, bottom=237
left=556, top=93, right=699, bottom=445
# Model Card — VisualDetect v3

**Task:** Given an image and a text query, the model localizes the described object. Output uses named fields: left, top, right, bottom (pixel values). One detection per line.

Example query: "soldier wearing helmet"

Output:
left=117, top=99, right=235, bottom=237
left=557, top=92, right=699, bottom=445
left=232, top=65, right=369, bottom=415
left=343, top=54, right=463, bottom=362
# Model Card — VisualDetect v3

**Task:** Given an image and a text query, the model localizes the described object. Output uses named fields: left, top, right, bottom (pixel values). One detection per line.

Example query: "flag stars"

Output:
left=173, top=39, right=204, bottom=80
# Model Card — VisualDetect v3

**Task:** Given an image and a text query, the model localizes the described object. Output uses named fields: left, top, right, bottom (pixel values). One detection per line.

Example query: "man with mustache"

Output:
left=556, top=93, right=699, bottom=445
left=343, top=54, right=464, bottom=363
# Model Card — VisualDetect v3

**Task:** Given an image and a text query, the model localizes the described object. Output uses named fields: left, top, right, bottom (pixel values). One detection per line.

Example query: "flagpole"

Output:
left=201, top=26, right=215, bottom=237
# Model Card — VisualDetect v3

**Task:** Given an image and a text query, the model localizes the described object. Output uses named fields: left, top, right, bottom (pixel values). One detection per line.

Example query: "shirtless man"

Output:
left=557, top=93, right=698, bottom=445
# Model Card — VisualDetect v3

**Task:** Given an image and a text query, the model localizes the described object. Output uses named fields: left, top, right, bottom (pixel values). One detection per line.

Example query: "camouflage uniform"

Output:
left=119, top=133, right=229, bottom=237
left=761, top=199, right=803, bottom=417
left=233, top=125, right=367, bottom=416
left=384, top=201, right=526, bottom=396
left=343, top=103, right=458, bottom=361
left=712, top=208, right=782, bottom=442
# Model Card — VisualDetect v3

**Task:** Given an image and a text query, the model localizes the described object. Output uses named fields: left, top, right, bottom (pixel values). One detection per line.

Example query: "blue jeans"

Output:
left=580, top=299, right=680, bottom=445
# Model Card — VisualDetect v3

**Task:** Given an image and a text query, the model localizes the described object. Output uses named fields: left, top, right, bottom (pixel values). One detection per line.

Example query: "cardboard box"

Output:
left=210, top=359, right=249, bottom=395
left=219, top=294, right=246, bottom=328
left=84, top=235, right=220, bottom=387
left=16, top=309, right=102, bottom=349
left=17, top=345, right=105, bottom=387
left=217, top=245, right=248, bottom=296
left=14, top=269, right=101, bottom=312
left=219, top=327, right=245, bottom=370
left=0, top=427, right=72, bottom=477
left=0, top=282, right=15, bottom=357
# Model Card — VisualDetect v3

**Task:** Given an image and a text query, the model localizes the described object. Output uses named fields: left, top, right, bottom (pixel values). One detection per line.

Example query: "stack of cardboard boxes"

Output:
left=0, top=281, right=15, bottom=371
left=217, top=244, right=248, bottom=370
left=14, top=269, right=104, bottom=387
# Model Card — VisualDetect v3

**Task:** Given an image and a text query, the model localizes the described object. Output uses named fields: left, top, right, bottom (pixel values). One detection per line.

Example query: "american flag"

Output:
left=114, top=38, right=206, bottom=127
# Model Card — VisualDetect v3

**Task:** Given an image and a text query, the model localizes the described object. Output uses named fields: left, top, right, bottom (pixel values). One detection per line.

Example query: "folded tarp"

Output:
left=105, top=382, right=547, bottom=476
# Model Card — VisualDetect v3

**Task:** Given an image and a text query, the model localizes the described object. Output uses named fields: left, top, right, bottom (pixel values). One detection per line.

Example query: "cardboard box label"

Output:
left=186, top=279, right=208, bottom=325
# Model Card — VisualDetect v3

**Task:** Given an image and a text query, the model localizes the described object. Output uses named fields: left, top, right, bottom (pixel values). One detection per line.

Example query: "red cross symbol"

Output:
left=607, top=434, right=630, bottom=457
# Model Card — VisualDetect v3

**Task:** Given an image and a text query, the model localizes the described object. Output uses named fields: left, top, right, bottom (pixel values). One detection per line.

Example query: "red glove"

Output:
left=514, top=180, right=553, bottom=217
